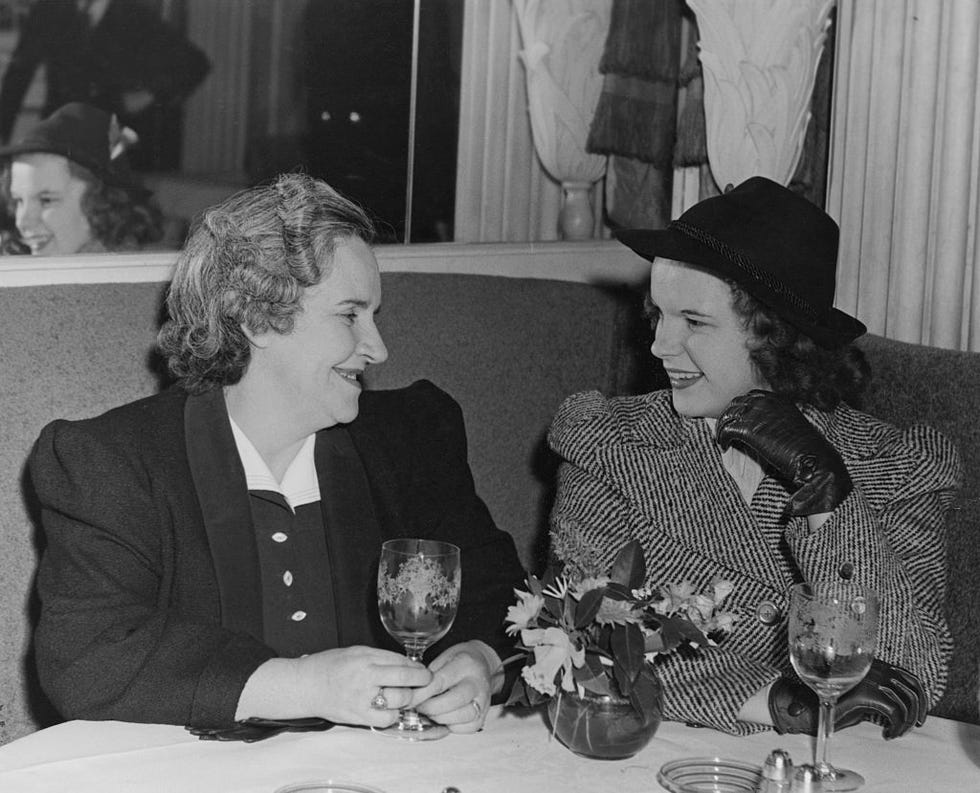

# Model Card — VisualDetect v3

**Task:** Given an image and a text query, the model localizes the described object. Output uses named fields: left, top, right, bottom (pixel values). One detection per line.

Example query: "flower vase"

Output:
left=547, top=682, right=663, bottom=760
left=559, top=181, right=595, bottom=240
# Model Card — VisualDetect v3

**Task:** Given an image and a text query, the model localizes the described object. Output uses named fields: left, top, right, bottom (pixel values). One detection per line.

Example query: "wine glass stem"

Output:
left=815, top=694, right=837, bottom=775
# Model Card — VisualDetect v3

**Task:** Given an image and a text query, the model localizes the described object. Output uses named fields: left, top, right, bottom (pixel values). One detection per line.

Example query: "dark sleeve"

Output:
left=396, top=381, right=527, bottom=697
left=0, top=3, right=50, bottom=141
left=29, top=418, right=275, bottom=728
left=97, top=4, right=210, bottom=103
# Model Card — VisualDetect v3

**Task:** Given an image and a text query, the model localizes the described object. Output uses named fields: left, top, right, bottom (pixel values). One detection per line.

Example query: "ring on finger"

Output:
left=471, top=698, right=483, bottom=719
left=370, top=688, right=388, bottom=710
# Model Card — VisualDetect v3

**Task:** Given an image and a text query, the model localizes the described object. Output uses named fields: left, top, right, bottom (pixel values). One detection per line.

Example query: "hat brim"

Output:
left=0, top=140, right=145, bottom=193
left=616, top=227, right=866, bottom=348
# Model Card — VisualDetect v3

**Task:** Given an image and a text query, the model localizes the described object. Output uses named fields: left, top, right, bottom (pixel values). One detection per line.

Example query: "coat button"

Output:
left=756, top=600, right=780, bottom=625
left=839, top=562, right=855, bottom=580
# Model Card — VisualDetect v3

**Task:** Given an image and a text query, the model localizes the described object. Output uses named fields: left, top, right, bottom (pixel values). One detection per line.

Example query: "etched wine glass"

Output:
left=788, top=582, right=879, bottom=792
left=375, top=538, right=461, bottom=741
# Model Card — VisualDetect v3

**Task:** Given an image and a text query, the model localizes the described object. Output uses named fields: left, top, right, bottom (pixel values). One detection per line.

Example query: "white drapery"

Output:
left=454, top=1, right=562, bottom=242
left=828, top=0, right=980, bottom=351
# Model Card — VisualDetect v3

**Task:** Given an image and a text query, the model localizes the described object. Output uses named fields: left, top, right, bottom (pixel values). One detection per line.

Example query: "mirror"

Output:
left=0, top=0, right=460, bottom=246
left=0, top=1, right=832, bottom=251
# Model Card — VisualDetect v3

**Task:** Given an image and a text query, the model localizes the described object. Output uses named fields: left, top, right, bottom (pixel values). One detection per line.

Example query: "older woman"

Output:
left=29, top=173, right=523, bottom=738
left=0, top=102, right=161, bottom=255
left=548, top=177, right=960, bottom=738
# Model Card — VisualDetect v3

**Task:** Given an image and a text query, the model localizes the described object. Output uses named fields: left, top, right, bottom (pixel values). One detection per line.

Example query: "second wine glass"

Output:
left=375, top=538, right=461, bottom=741
left=788, top=581, right=879, bottom=792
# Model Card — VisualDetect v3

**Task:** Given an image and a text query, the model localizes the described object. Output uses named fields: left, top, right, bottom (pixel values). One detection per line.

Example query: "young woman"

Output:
left=0, top=102, right=161, bottom=255
left=548, top=177, right=960, bottom=737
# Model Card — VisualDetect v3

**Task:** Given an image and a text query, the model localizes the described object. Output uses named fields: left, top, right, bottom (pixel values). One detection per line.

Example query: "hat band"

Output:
left=671, top=220, right=820, bottom=321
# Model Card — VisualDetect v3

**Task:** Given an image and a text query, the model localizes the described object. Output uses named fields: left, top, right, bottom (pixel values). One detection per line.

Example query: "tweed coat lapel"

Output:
left=598, top=413, right=786, bottom=587
left=184, top=389, right=265, bottom=641
left=551, top=391, right=787, bottom=588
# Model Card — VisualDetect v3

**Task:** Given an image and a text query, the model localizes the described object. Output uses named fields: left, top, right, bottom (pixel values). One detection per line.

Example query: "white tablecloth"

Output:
left=1, top=707, right=978, bottom=793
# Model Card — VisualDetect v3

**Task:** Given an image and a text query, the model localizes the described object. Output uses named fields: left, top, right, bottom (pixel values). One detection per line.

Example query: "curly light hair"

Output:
left=157, top=173, right=376, bottom=393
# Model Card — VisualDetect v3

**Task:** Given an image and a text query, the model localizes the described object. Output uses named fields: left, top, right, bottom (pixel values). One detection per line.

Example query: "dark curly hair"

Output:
left=644, top=278, right=871, bottom=411
left=728, top=282, right=870, bottom=411
left=157, top=172, right=376, bottom=394
left=0, top=158, right=163, bottom=251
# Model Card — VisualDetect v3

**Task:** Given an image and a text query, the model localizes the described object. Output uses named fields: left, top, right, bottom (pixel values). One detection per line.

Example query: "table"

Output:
left=1, top=707, right=978, bottom=793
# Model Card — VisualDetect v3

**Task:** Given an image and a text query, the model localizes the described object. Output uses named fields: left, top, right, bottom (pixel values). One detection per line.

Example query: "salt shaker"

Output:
left=790, top=764, right=823, bottom=792
left=756, top=749, right=793, bottom=792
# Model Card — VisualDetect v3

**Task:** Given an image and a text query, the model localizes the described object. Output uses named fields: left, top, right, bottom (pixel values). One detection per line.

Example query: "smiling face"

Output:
left=9, top=152, right=95, bottom=255
left=244, top=237, right=388, bottom=435
left=648, top=257, right=768, bottom=418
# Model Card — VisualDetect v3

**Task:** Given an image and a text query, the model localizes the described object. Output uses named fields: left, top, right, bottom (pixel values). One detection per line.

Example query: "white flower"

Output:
left=520, top=627, right=585, bottom=695
left=541, top=576, right=571, bottom=600
left=504, top=589, right=545, bottom=636
left=570, top=576, right=609, bottom=599
left=594, top=596, right=641, bottom=626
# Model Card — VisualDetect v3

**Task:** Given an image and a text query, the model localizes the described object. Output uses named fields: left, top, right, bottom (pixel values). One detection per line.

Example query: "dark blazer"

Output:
left=0, top=0, right=210, bottom=142
left=549, top=389, right=961, bottom=735
left=29, top=380, right=524, bottom=728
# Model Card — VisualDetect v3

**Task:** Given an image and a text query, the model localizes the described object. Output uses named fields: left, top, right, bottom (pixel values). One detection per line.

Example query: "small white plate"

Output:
left=657, top=756, right=762, bottom=793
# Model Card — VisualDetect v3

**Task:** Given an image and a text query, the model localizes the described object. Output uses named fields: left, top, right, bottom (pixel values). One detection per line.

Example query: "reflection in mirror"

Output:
left=0, top=0, right=461, bottom=251
left=0, top=1, right=834, bottom=254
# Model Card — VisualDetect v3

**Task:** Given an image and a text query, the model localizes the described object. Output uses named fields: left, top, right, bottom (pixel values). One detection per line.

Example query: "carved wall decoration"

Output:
left=513, top=0, right=610, bottom=239
left=687, top=0, right=834, bottom=189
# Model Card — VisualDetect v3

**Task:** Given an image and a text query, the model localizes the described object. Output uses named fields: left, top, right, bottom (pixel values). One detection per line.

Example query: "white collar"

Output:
left=228, top=417, right=321, bottom=510
left=703, top=417, right=764, bottom=505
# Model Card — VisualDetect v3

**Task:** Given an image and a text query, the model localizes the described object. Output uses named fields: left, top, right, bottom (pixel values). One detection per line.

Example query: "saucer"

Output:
left=657, top=756, right=763, bottom=793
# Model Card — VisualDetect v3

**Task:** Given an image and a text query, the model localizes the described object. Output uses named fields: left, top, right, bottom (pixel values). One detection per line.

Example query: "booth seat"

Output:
left=0, top=242, right=976, bottom=744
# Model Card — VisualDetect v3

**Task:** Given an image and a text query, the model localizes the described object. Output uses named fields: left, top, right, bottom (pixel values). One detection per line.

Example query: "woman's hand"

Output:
left=409, top=641, right=503, bottom=733
left=768, top=659, right=927, bottom=739
left=716, top=389, right=852, bottom=517
left=236, top=646, right=432, bottom=728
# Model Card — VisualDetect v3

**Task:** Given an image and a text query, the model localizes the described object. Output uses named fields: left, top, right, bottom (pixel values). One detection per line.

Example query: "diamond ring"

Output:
left=370, top=688, right=388, bottom=710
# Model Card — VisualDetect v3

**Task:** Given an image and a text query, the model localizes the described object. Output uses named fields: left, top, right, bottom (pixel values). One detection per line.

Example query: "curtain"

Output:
left=828, top=0, right=980, bottom=351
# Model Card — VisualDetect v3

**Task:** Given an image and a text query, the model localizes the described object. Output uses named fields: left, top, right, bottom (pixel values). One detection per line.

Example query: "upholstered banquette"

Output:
left=0, top=242, right=976, bottom=743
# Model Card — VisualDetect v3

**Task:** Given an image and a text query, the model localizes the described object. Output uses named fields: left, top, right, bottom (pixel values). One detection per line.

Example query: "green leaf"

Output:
left=504, top=679, right=531, bottom=708
left=643, top=632, right=667, bottom=654
left=603, top=581, right=632, bottom=601
left=610, top=622, right=645, bottom=683
left=628, top=666, right=663, bottom=718
left=658, top=615, right=710, bottom=651
left=609, top=540, right=645, bottom=589
left=582, top=652, right=608, bottom=678
left=580, top=675, right=614, bottom=697
left=574, top=587, right=603, bottom=628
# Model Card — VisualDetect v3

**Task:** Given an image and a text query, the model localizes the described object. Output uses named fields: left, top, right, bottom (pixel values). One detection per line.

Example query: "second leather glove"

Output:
left=768, top=659, right=927, bottom=739
left=716, top=389, right=852, bottom=516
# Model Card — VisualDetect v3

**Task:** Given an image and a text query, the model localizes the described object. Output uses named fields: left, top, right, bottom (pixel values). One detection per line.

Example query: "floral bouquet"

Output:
left=504, top=540, right=735, bottom=720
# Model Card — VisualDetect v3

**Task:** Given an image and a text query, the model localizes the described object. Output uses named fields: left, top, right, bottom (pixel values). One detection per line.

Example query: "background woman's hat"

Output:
left=615, top=176, right=866, bottom=348
left=0, top=102, right=144, bottom=192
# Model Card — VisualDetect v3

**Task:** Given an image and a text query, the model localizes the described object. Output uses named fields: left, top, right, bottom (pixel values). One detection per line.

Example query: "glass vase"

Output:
left=546, top=683, right=663, bottom=760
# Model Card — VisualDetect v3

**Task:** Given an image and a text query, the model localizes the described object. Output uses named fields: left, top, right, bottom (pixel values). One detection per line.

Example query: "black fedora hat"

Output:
left=615, top=176, right=866, bottom=348
left=0, top=102, right=145, bottom=192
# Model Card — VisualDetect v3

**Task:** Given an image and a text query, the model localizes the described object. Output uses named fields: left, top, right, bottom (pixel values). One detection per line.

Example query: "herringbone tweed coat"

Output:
left=548, top=389, right=961, bottom=735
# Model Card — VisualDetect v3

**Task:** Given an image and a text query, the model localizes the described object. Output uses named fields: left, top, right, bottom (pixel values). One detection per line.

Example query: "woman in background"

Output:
left=0, top=102, right=162, bottom=255
left=548, top=177, right=960, bottom=738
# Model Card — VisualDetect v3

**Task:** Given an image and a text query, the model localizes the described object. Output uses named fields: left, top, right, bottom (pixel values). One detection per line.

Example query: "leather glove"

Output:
left=716, top=389, right=852, bottom=516
left=768, top=659, right=928, bottom=739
